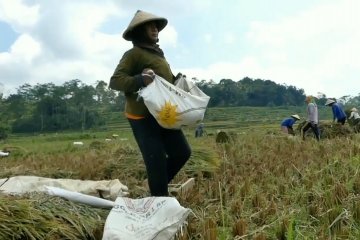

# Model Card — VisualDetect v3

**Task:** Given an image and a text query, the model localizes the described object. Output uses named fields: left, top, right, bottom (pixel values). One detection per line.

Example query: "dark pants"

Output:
left=287, top=127, right=295, bottom=136
left=337, top=117, right=346, bottom=125
left=195, top=128, right=203, bottom=137
left=302, top=122, right=320, bottom=141
left=354, top=119, right=360, bottom=133
left=128, top=115, right=191, bottom=196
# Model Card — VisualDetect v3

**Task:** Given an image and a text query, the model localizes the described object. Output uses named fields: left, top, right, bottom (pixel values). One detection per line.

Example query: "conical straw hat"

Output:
left=325, top=99, right=335, bottom=106
left=123, top=10, right=168, bottom=41
left=291, top=114, right=300, bottom=120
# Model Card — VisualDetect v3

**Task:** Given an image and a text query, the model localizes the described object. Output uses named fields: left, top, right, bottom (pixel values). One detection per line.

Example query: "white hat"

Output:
left=291, top=114, right=300, bottom=120
left=325, top=99, right=336, bottom=106
left=123, top=10, right=168, bottom=41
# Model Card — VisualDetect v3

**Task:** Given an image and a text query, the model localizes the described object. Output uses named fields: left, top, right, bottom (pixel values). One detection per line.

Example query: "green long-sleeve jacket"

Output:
left=109, top=46, right=175, bottom=116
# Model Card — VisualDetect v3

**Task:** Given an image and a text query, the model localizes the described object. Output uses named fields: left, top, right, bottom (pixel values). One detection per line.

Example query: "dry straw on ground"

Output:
left=0, top=194, right=108, bottom=239
left=1, top=130, right=360, bottom=239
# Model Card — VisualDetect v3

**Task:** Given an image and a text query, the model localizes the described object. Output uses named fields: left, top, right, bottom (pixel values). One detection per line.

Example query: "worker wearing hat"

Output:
left=302, top=96, right=320, bottom=141
left=349, top=107, right=360, bottom=120
left=325, top=98, right=346, bottom=125
left=281, top=114, right=300, bottom=135
left=349, top=107, right=360, bottom=133
left=109, top=10, right=191, bottom=196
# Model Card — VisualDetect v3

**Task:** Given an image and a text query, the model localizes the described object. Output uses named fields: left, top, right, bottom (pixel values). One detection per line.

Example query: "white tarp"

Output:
left=102, top=197, right=191, bottom=240
left=138, top=75, right=210, bottom=129
left=0, top=150, right=9, bottom=157
left=0, top=176, right=128, bottom=200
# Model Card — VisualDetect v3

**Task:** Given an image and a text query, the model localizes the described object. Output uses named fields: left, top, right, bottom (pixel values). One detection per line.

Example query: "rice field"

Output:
left=1, top=106, right=359, bottom=239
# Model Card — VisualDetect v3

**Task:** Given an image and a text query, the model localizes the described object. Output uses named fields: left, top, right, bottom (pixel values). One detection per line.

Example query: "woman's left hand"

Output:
left=141, top=69, right=155, bottom=86
left=142, top=68, right=155, bottom=78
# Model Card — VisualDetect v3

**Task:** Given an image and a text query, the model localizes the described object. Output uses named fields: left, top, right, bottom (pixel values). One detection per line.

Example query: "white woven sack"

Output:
left=102, top=197, right=190, bottom=240
left=138, top=75, right=210, bottom=129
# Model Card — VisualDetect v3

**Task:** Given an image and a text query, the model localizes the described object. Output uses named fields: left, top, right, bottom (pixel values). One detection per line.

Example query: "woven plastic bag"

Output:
left=138, top=75, right=210, bottom=129
left=102, top=197, right=190, bottom=240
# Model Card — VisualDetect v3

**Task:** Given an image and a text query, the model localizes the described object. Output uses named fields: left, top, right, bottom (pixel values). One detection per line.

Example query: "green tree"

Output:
left=0, top=125, right=8, bottom=140
left=4, top=94, right=29, bottom=119
left=95, top=80, right=108, bottom=103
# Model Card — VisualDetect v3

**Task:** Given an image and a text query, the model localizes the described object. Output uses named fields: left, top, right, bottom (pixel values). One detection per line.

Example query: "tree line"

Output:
left=196, top=77, right=305, bottom=107
left=0, top=77, right=358, bottom=136
left=0, top=79, right=123, bottom=136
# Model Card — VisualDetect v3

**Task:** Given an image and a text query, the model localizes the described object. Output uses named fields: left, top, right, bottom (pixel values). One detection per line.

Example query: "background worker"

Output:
left=302, top=96, right=320, bottom=141
left=348, top=107, right=360, bottom=133
left=325, top=99, right=346, bottom=125
left=349, top=107, right=360, bottom=123
left=195, top=123, right=205, bottom=138
left=281, top=114, right=300, bottom=135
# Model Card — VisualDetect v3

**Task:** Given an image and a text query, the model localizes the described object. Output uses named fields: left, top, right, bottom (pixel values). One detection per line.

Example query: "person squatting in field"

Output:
left=302, top=96, right=320, bottom=141
left=195, top=123, right=205, bottom=138
left=109, top=10, right=191, bottom=196
left=325, top=98, right=347, bottom=125
left=281, top=114, right=300, bottom=135
left=348, top=107, right=360, bottom=133
left=349, top=107, right=360, bottom=124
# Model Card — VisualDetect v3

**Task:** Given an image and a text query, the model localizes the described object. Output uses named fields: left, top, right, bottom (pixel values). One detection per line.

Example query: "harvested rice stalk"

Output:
left=185, top=146, right=220, bottom=176
left=297, top=121, right=353, bottom=139
left=0, top=193, right=109, bottom=240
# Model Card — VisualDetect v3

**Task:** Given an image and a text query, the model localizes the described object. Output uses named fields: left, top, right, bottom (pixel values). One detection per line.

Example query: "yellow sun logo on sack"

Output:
left=157, top=101, right=180, bottom=127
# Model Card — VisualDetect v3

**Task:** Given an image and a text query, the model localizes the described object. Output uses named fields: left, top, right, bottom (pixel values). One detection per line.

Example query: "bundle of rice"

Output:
left=297, top=121, right=353, bottom=139
left=185, top=145, right=220, bottom=176
left=215, top=130, right=239, bottom=143
left=0, top=194, right=108, bottom=239
left=319, top=122, right=353, bottom=138
left=215, top=130, right=230, bottom=143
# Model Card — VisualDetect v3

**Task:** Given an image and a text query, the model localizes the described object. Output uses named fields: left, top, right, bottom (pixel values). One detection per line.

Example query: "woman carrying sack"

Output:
left=109, top=10, right=191, bottom=196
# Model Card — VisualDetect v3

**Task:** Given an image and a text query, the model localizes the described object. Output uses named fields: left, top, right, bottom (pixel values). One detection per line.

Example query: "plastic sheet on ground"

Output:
left=0, top=176, right=128, bottom=200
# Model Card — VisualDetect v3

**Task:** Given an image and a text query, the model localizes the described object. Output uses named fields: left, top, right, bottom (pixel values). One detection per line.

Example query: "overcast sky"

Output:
left=0, top=0, right=359, bottom=98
